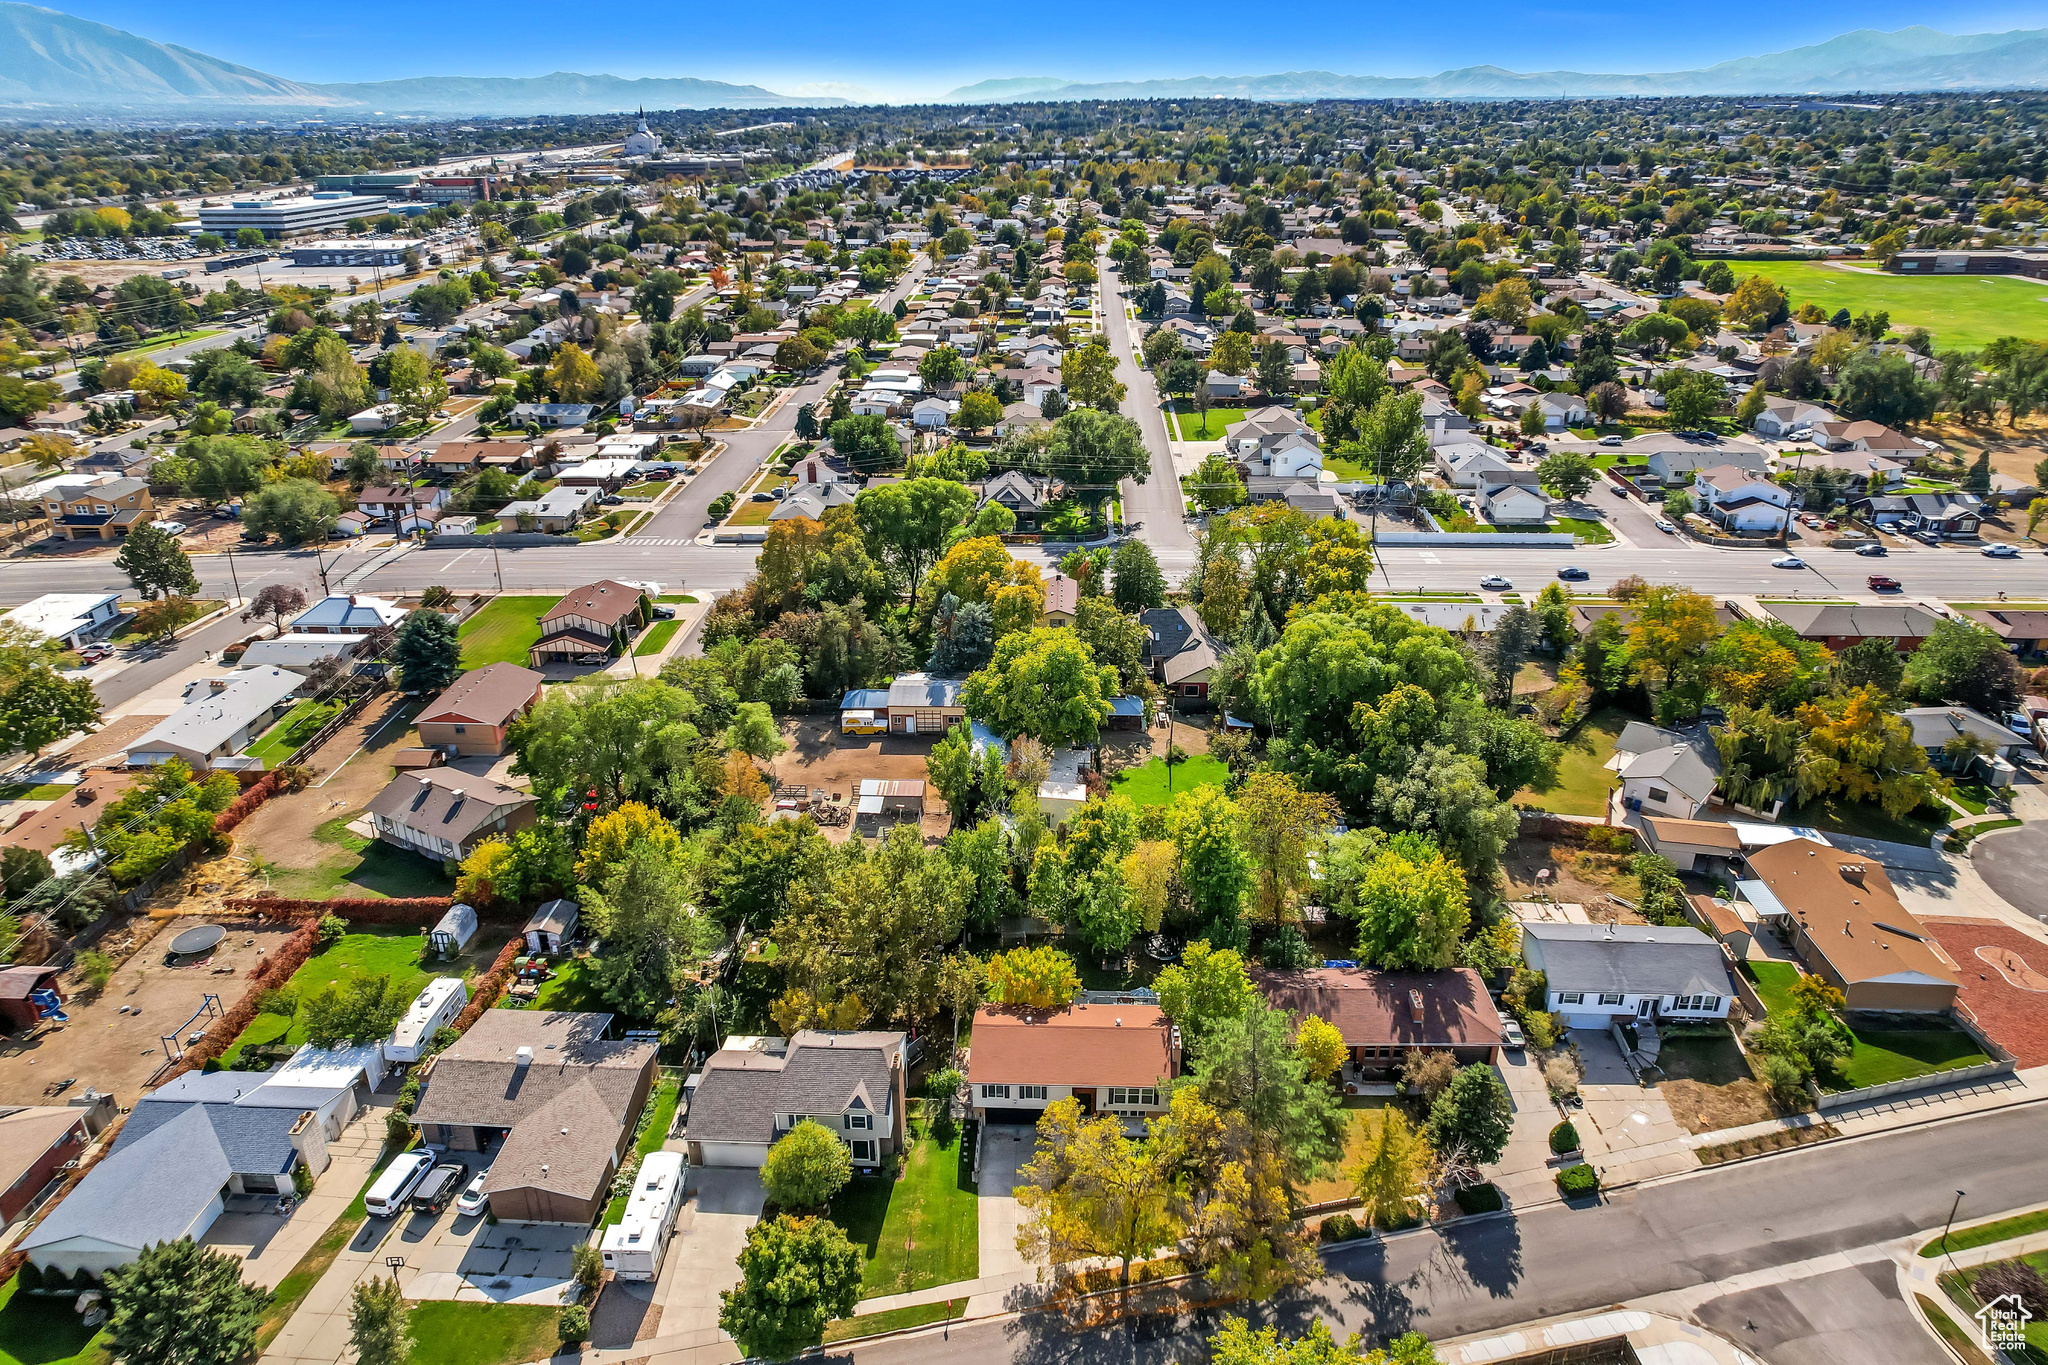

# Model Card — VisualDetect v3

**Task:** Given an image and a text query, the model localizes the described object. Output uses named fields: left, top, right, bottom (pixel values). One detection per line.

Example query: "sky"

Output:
left=52, top=0, right=2048, bottom=102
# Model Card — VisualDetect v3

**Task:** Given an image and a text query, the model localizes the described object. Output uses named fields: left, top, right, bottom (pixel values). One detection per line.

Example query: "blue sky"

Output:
left=59, top=0, right=2048, bottom=101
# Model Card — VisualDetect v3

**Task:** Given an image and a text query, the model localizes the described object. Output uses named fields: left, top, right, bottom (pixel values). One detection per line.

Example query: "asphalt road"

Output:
left=841, top=1105, right=2048, bottom=1365
left=1096, top=254, right=1197, bottom=575
left=1964, top=823, right=2048, bottom=925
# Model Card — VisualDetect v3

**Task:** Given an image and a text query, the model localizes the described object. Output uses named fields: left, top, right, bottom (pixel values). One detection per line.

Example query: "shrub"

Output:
left=1525, top=1011, right=1560, bottom=1050
left=293, top=1162, right=314, bottom=1196
left=16, top=1262, right=43, bottom=1292
left=1556, top=1163, right=1600, bottom=1197
left=316, top=913, right=349, bottom=946
left=1318, top=1213, right=1361, bottom=1243
left=1454, top=1182, right=1504, bottom=1215
left=570, top=1242, right=601, bottom=1292
left=1974, top=1260, right=2048, bottom=1319
left=1758, top=1052, right=1809, bottom=1106
left=1548, top=1121, right=1580, bottom=1154
left=1543, top=1054, right=1581, bottom=1100
left=557, top=1304, right=590, bottom=1345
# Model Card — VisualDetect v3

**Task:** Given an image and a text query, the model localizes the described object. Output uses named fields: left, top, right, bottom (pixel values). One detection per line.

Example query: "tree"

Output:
left=114, top=524, right=200, bottom=601
left=1425, top=1064, right=1514, bottom=1165
left=347, top=1276, right=411, bottom=1365
left=242, top=584, right=308, bottom=636
left=106, top=1238, right=271, bottom=1365
left=1658, top=369, right=1726, bottom=429
left=718, top=1216, right=862, bottom=1359
left=301, top=974, right=408, bottom=1046
left=1258, top=341, right=1293, bottom=397
left=1793, top=685, right=1942, bottom=818
left=1061, top=342, right=1125, bottom=411
left=1295, top=1015, right=1346, bottom=1081
left=1904, top=616, right=2021, bottom=716
left=1836, top=635, right=1905, bottom=696
left=1536, top=451, right=1598, bottom=502
left=1153, top=939, right=1253, bottom=1046
left=1170, top=786, right=1253, bottom=945
left=1234, top=771, right=1338, bottom=927
left=1192, top=1003, right=1347, bottom=1193
left=1836, top=351, right=1938, bottom=428
left=961, top=628, right=1117, bottom=748
left=1518, top=401, right=1546, bottom=438
left=856, top=478, right=976, bottom=611
left=1351, top=832, right=1471, bottom=970
left=986, top=945, right=1082, bottom=1007
left=1014, top=1097, right=1181, bottom=1288
left=0, top=666, right=102, bottom=760
left=1111, top=539, right=1166, bottom=613
left=1348, top=1106, right=1436, bottom=1231
left=760, top=1120, right=854, bottom=1209
left=245, top=479, right=339, bottom=546
left=957, top=389, right=1003, bottom=433
left=384, top=345, right=448, bottom=425
left=132, top=596, right=199, bottom=642
left=1725, top=275, right=1789, bottom=330
left=393, top=610, right=461, bottom=694
left=546, top=343, right=602, bottom=403
left=1047, top=407, right=1149, bottom=514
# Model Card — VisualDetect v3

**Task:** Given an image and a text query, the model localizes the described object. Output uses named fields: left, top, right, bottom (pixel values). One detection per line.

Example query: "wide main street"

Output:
left=848, top=1105, right=2048, bottom=1365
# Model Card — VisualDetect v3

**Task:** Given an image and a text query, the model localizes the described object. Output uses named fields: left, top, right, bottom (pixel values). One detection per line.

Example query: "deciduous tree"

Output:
left=114, top=524, right=200, bottom=601
left=760, top=1120, right=854, bottom=1209
left=1348, top=1106, right=1436, bottom=1231
left=718, top=1216, right=862, bottom=1358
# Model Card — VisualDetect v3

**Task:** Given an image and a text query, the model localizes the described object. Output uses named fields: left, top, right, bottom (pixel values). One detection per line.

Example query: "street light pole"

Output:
left=1942, top=1188, right=1966, bottom=1269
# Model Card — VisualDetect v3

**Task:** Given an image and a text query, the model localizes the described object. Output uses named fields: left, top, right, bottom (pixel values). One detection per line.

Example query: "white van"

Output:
left=363, top=1151, right=436, bottom=1217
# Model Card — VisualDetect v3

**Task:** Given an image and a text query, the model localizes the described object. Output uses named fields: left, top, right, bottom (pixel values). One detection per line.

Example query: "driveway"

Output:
left=975, top=1125, right=1032, bottom=1280
left=1568, top=1028, right=1637, bottom=1085
left=650, top=1165, right=764, bottom=1342
left=1971, top=822, right=2048, bottom=924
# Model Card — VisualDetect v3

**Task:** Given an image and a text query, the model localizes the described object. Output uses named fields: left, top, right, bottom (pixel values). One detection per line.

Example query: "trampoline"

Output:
left=166, top=924, right=226, bottom=960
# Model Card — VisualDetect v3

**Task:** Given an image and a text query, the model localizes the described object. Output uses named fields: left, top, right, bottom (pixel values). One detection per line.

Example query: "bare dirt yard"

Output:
left=770, top=716, right=951, bottom=843
left=1919, top=414, right=2048, bottom=488
left=1502, top=839, right=1647, bottom=924
left=0, top=910, right=299, bottom=1107
left=230, top=693, right=422, bottom=884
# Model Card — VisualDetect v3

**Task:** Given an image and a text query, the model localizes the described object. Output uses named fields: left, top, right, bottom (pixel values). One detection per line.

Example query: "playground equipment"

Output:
left=29, top=987, right=66, bottom=1023
left=160, top=992, right=223, bottom=1062
left=165, top=924, right=226, bottom=963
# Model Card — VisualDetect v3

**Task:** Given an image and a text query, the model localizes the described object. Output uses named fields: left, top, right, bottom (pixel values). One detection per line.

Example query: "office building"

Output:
left=195, top=193, right=390, bottom=241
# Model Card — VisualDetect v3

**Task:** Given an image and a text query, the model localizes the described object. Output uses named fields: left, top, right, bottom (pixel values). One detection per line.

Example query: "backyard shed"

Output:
left=525, top=900, right=579, bottom=954
left=429, top=903, right=479, bottom=957
left=855, top=778, right=925, bottom=819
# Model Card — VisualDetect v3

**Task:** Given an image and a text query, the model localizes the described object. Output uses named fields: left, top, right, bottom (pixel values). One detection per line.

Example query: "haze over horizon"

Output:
left=37, top=0, right=2048, bottom=103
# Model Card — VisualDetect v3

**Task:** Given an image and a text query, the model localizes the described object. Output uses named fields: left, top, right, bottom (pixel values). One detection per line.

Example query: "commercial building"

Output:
left=313, top=173, right=420, bottom=196
left=290, top=240, right=414, bottom=268
left=196, top=193, right=390, bottom=241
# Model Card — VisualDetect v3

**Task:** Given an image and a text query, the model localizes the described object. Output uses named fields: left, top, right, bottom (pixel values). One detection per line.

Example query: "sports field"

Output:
left=1731, top=261, right=2048, bottom=350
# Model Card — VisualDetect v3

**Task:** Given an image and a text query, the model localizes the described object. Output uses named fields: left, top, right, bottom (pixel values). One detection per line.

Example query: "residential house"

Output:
left=348, top=403, right=403, bottom=434
left=1140, top=606, right=1221, bottom=703
left=1042, top=573, right=1079, bottom=627
left=411, top=1010, right=656, bottom=1223
left=997, top=402, right=1050, bottom=436
left=20, top=1044, right=384, bottom=1275
left=978, top=471, right=1052, bottom=529
left=366, top=768, right=539, bottom=863
left=126, top=668, right=303, bottom=770
left=290, top=594, right=406, bottom=636
left=42, top=478, right=151, bottom=542
left=967, top=1003, right=1179, bottom=1132
left=416, top=663, right=545, bottom=756
left=1609, top=720, right=1721, bottom=819
left=2, top=593, right=123, bottom=649
left=885, top=673, right=965, bottom=736
left=236, top=634, right=368, bottom=675
left=684, top=1030, right=909, bottom=1170
left=1740, top=840, right=1961, bottom=1014
left=510, top=403, right=597, bottom=429
left=1253, top=966, right=1506, bottom=1081
left=1640, top=817, right=1745, bottom=874
left=499, top=485, right=598, bottom=533
left=1642, top=445, right=1771, bottom=488
left=1694, top=464, right=1793, bottom=534
left=1520, top=923, right=1733, bottom=1028
left=1479, top=481, right=1553, bottom=525
left=530, top=580, right=649, bottom=664
left=555, top=458, right=639, bottom=490
left=1017, top=366, right=1062, bottom=406
left=73, top=447, right=154, bottom=478
left=1961, top=608, right=2048, bottom=655
left=28, top=404, right=89, bottom=435
left=1763, top=601, right=1941, bottom=652
left=1532, top=391, right=1590, bottom=429
left=1435, top=444, right=1522, bottom=489
left=423, top=441, right=533, bottom=478
left=1225, top=407, right=1322, bottom=477
left=1814, top=420, right=1922, bottom=464
left=0, top=1105, right=90, bottom=1223
left=1206, top=371, right=1253, bottom=401
left=1752, top=398, right=1836, bottom=439
left=771, top=485, right=857, bottom=521
left=356, top=486, right=450, bottom=524
left=1898, top=706, right=2028, bottom=769
left=1900, top=492, right=1984, bottom=539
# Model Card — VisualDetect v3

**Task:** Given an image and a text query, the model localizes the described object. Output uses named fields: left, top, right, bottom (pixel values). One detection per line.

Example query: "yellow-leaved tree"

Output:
left=985, top=946, right=1081, bottom=1009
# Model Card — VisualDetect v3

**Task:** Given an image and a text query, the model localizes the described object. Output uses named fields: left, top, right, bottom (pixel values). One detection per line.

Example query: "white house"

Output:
left=1521, top=922, right=1733, bottom=1029
left=1534, top=392, right=1590, bottom=430
left=347, top=403, right=403, bottom=434
left=1479, top=482, right=1553, bottom=525
left=1608, top=721, right=1721, bottom=819
left=1694, top=464, right=1793, bottom=533
left=127, top=668, right=304, bottom=770
left=2, top=592, right=124, bottom=649
left=1753, top=398, right=1835, bottom=439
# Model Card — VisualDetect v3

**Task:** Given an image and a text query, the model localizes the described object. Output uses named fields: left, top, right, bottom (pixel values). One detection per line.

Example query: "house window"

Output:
left=1673, top=994, right=1722, bottom=1012
left=1599, top=993, right=1625, bottom=1006
left=845, top=1112, right=872, bottom=1131
left=1183, top=684, right=1201, bottom=696
left=1018, top=1085, right=1047, bottom=1101
left=453, top=725, right=467, bottom=735
left=1107, top=1087, right=1159, bottom=1108
left=981, top=1084, right=1010, bottom=1101
left=1647, top=786, right=1671, bottom=804
left=1556, top=992, right=1585, bottom=1005
left=851, top=1140, right=876, bottom=1163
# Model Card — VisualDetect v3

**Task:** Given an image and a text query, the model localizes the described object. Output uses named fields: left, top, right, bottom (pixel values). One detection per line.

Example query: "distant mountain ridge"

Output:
left=942, top=26, right=2048, bottom=102
left=316, top=72, right=846, bottom=114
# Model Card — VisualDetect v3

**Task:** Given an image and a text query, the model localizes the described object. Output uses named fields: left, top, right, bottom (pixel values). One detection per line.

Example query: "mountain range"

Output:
left=8, top=4, right=2048, bottom=116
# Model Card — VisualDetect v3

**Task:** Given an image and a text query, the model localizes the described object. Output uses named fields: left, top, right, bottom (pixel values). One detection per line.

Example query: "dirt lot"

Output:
left=1502, top=839, right=1647, bottom=924
left=770, top=717, right=951, bottom=843
left=0, top=911, right=299, bottom=1107
left=1920, top=414, right=2048, bottom=487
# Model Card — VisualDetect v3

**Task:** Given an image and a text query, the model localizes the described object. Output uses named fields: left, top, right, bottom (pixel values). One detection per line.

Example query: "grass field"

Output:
left=830, top=1110, right=978, bottom=1300
left=1732, top=261, right=2048, bottom=350
left=0, top=1274, right=109, bottom=1365
left=402, top=1303, right=562, bottom=1365
left=632, top=620, right=681, bottom=656
left=220, top=929, right=436, bottom=1067
left=115, top=328, right=225, bottom=361
left=603, top=1073, right=682, bottom=1224
left=1740, top=961, right=1991, bottom=1088
left=269, top=819, right=454, bottom=902
left=457, top=595, right=556, bottom=668
left=1922, top=1207, right=2048, bottom=1257
left=1516, top=706, right=1627, bottom=816
left=823, top=1301, right=959, bottom=1344
left=1556, top=516, right=1615, bottom=545
left=1170, top=405, right=1248, bottom=440
left=1113, top=754, right=1230, bottom=806
left=1740, top=960, right=1802, bottom=1019
left=246, top=699, right=344, bottom=768
left=1782, top=794, right=1945, bottom=847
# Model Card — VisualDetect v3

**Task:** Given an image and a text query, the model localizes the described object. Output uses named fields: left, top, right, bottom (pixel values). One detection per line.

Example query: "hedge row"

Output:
left=452, top=936, right=524, bottom=1031
left=213, top=770, right=286, bottom=835
left=222, top=896, right=459, bottom=927
left=164, top=918, right=322, bottom=1083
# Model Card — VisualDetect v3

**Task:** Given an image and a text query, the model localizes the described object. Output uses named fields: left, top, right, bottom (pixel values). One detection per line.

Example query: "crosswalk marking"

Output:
left=626, top=538, right=703, bottom=547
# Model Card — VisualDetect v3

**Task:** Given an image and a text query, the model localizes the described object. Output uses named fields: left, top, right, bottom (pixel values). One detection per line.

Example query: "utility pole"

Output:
left=222, top=546, right=242, bottom=604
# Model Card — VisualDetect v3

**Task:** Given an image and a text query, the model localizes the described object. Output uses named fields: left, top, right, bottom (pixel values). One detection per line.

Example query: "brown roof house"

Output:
left=1254, top=966, right=1506, bottom=1083
left=411, top=1010, right=656, bottom=1224
left=531, top=581, right=650, bottom=665
left=42, top=478, right=152, bottom=541
left=366, top=768, right=538, bottom=865
left=0, top=1105, right=90, bottom=1223
left=685, top=1031, right=908, bottom=1171
left=1742, top=839, right=1961, bottom=1014
left=966, top=1003, right=1179, bottom=1131
left=417, top=663, right=545, bottom=756
left=1140, top=606, right=1222, bottom=703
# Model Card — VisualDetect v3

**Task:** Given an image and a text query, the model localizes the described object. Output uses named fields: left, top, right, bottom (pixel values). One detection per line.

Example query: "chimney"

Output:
left=1842, top=863, right=1865, bottom=885
left=1408, top=989, right=1425, bottom=1024
left=515, top=1046, right=533, bottom=1068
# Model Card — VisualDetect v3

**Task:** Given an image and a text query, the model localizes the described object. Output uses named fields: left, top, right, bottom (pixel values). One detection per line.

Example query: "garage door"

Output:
left=979, top=1109, right=1044, bottom=1126
left=694, top=1142, right=767, bottom=1168
left=1563, top=1014, right=1609, bottom=1030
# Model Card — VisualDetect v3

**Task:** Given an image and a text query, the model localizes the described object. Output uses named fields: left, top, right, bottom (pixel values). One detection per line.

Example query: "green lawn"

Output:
left=457, top=595, right=557, bottom=668
left=1170, top=405, right=1248, bottom=440
left=1922, top=1207, right=2048, bottom=1256
left=402, top=1303, right=562, bottom=1365
left=823, top=1300, right=959, bottom=1344
left=1516, top=706, right=1626, bottom=816
left=1948, top=782, right=1997, bottom=817
left=1739, top=960, right=1803, bottom=1019
left=603, top=1074, right=682, bottom=1225
left=1838, top=1026, right=1991, bottom=1090
left=268, top=833, right=455, bottom=903
left=219, top=929, right=437, bottom=1067
left=115, top=328, right=225, bottom=361
left=1555, top=516, right=1615, bottom=545
left=632, top=620, right=681, bottom=657
left=246, top=699, right=345, bottom=768
left=0, top=1274, right=109, bottom=1365
left=1948, top=817, right=2021, bottom=851
left=1732, top=260, right=2048, bottom=350
left=497, top=954, right=613, bottom=1015
left=829, top=1111, right=978, bottom=1300
left=0, top=783, right=69, bottom=801
left=1113, top=754, right=1230, bottom=806
left=1782, top=795, right=1945, bottom=847
left=110, top=600, right=224, bottom=643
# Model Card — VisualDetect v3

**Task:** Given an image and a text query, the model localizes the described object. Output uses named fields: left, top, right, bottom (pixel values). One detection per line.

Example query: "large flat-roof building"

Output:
left=290, top=239, right=414, bottom=268
left=196, top=193, right=390, bottom=241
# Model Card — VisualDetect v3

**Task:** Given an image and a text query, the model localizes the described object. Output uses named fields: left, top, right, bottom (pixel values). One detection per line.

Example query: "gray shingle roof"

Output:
left=22, top=1106, right=230, bottom=1255
left=685, top=1031, right=900, bottom=1146
left=114, top=1090, right=301, bottom=1176
left=1523, top=923, right=1730, bottom=998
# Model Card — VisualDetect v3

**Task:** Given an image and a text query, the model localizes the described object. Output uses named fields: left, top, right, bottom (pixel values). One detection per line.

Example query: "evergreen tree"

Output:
left=392, top=609, right=461, bottom=694
left=106, top=1239, right=271, bottom=1365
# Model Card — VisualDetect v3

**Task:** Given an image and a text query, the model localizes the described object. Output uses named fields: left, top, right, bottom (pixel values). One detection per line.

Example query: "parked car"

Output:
left=78, top=645, right=112, bottom=664
left=1654, top=517, right=1676, bottom=533
left=1479, top=575, right=1513, bottom=590
left=410, top=1163, right=465, bottom=1217
left=1867, top=575, right=1902, bottom=592
left=1856, top=543, right=1887, bottom=556
left=1984, top=543, right=2021, bottom=558
left=598, top=494, right=626, bottom=506
left=149, top=520, right=186, bottom=535
left=1771, top=555, right=1806, bottom=569
left=1557, top=566, right=1589, bottom=581
left=1501, top=1016, right=1526, bottom=1049
left=456, top=1168, right=490, bottom=1217
left=1599, top=434, right=1624, bottom=447
left=651, top=605, right=676, bottom=620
